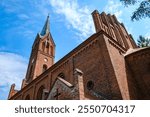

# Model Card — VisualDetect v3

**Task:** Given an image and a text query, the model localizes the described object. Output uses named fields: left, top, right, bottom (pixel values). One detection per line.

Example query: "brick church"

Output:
left=8, top=10, right=150, bottom=100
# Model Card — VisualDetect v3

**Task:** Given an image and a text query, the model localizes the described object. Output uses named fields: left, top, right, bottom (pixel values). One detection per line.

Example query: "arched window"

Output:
left=28, top=65, right=33, bottom=81
left=42, top=42, right=45, bottom=52
left=46, top=42, right=49, bottom=48
left=46, top=42, right=50, bottom=54
left=25, top=95, right=30, bottom=100
left=50, top=46, right=53, bottom=56
left=87, top=81, right=94, bottom=90
left=36, top=85, right=45, bottom=100
left=42, top=64, right=47, bottom=72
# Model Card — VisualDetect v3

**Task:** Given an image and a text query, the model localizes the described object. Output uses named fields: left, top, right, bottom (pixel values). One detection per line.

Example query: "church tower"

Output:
left=25, top=15, right=55, bottom=83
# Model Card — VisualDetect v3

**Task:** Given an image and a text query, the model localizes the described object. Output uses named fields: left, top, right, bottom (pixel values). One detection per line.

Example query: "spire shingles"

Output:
left=40, top=15, right=50, bottom=36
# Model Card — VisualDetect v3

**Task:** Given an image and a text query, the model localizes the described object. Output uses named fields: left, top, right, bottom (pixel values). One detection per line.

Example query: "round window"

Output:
left=87, top=81, right=94, bottom=90
left=44, top=58, right=48, bottom=62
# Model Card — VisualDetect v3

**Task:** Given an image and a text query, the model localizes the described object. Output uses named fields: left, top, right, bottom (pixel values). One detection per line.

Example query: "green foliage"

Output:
left=137, top=35, right=150, bottom=47
left=131, top=1, right=150, bottom=20
left=120, top=0, right=150, bottom=21
left=120, top=0, right=137, bottom=6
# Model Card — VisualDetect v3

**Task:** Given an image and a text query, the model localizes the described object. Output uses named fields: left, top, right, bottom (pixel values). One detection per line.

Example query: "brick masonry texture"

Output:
left=8, top=10, right=150, bottom=100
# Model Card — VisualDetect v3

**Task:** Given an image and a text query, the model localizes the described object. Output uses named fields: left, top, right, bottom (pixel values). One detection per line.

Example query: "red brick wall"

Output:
left=125, top=48, right=150, bottom=99
left=10, top=32, right=125, bottom=100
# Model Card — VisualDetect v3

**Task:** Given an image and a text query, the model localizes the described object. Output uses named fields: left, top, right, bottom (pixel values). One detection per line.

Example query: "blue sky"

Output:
left=0, top=0, right=149, bottom=100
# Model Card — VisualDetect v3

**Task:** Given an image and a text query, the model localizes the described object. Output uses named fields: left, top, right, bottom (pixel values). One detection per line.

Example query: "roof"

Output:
left=40, top=15, right=50, bottom=36
left=57, top=77, right=74, bottom=88
left=124, top=47, right=150, bottom=56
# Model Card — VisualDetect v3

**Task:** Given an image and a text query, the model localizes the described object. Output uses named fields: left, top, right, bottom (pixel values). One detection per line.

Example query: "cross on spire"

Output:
left=40, top=14, right=50, bottom=36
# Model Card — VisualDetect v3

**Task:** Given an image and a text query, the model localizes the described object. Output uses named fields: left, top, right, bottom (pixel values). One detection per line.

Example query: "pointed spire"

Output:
left=40, top=15, right=50, bottom=36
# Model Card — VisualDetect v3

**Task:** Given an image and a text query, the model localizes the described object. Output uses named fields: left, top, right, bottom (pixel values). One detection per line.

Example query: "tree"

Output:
left=137, top=35, right=150, bottom=47
left=120, top=0, right=150, bottom=21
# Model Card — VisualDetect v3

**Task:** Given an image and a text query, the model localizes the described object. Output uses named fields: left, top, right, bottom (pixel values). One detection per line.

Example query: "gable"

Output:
left=47, top=77, right=77, bottom=100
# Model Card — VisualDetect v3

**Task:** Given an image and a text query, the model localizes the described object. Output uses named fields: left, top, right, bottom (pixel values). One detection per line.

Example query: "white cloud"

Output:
left=1, top=0, right=95, bottom=41
left=104, top=0, right=123, bottom=21
left=0, top=52, right=27, bottom=99
left=145, top=33, right=150, bottom=39
left=18, top=14, right=29, bottom=20
left=49, top=0, right=95, bottom=41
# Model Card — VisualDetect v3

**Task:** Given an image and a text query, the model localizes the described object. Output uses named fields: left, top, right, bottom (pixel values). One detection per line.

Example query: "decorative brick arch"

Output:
left=25, top=94, right=30, bottom=100
left=57, top=72, right=65, bottom=79
left=36, top=85, right=45, bottom=100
